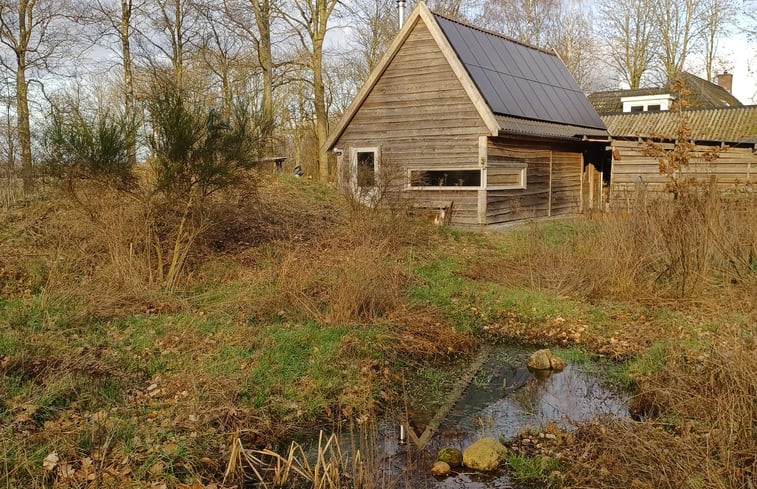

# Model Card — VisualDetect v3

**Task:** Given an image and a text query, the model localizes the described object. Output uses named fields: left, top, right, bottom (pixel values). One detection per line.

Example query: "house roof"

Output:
left=434, top=14, right=606, bottom=131
left=588, top=72, right=743, bottom=113
left=602, top=105, right=757, bottom=144
left=324, top=2, right=607, bottom=151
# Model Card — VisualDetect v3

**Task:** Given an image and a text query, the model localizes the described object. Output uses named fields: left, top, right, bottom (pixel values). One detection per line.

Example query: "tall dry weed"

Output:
left=483, top=185, right=756, bottom=302
left=566, top=337, right=756, bottom=489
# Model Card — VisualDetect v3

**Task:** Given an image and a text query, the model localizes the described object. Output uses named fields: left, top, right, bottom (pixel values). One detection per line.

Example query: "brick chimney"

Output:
left=716, top=72, right=733, bottom=93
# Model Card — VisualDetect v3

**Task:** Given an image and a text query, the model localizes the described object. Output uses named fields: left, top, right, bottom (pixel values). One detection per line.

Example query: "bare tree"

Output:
left=0, top=0, right=68, bottom=192
left=139, top=0, right=200, bottom=90
left=744, top=0, right=757, bottom=38
left=194, top=1, right=247, bottom=117
left=83, top=0, right=141, bottom=163
left=0, top=78, right=16, bottom=186
left=347, top=0, right=396, bottom=80
left=476, top=0, right=560, bottom=46
left=654, top=0, right=705, bottom=83
left=281, top=0, right=341, bottom=181
left=223, top=0, right=277, bottom=152
left=547, top=5, right=602, bottom=92
left=699, top=0, right=736, bottom=82
left=599, top=0, right=658, bottom=89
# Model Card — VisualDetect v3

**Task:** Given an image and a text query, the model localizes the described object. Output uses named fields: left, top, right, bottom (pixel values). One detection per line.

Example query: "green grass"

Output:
left=236, top=322, right=380, bottom=416
left=552, top=346, right=593, bottom=365
left=496, top=286, right=580, bottom=323
left=629, top=340, right=670, bottom=378
left=506, top=453, right=561, bottom=485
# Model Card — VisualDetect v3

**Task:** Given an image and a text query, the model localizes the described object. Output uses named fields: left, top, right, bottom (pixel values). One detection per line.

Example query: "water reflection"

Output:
left=331, top=348, right=627, bottom=488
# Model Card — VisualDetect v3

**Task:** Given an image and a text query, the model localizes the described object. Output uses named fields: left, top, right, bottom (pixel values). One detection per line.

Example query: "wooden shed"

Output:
left=324, top=2, right=609, bottom=226
left=603, top=106, right=757, bottom=206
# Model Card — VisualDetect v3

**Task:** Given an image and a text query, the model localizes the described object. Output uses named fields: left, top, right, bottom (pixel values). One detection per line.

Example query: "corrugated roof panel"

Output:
left=495, top=115, right=610, bottom=139
left=601, top=106, right=757, bottom=142
left=434, top=14, right=606, bottom=131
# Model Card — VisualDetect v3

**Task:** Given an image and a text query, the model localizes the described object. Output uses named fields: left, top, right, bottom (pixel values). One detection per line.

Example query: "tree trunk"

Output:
left=313, top=41, right=328, bottom=181
left=121, top=0, right=136, bottom=165
left=173, top=0, right=184, bottom=89
left=313, top=0, right=329, bottom=181
left=252, top=0, right=274, bottom=154
left=16, top=55, right=32, bottom=193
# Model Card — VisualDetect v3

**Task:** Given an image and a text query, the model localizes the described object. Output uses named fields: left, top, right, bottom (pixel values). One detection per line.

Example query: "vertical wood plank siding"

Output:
left=336, top=19, right=488, bottom=225
left=609, top=140, right=756, bottom=206
left=550, top=151, right=583, bottom=215
left=486, top=139, right=584, bottom=224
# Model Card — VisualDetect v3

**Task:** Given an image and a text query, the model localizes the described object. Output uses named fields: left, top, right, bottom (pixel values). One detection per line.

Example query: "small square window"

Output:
left=630, top=105, right=644, bottom=112
left=647, top=104, right=661, bottom=111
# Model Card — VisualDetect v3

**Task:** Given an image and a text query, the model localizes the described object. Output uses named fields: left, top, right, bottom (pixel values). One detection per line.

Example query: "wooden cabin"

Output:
left=324, top=2, right=609, bottom=226
left=603, top=106, right=757, bottom=206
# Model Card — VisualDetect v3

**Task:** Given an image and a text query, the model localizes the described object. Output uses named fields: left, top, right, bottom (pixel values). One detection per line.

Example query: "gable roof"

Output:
left=325, top=2, right=607, bottom=151
left=602, top=105, right=757, bottom=144
left=588, top=72, right=743, bottom=113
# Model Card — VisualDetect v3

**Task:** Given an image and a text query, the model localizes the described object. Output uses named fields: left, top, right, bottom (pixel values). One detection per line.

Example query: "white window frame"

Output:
left=486, top=161, right=527, bottom=190
left=351, top=146, right=380, bottom=190
left=407, top=167, right=482, bottom=190
left=621, top=94, right=675, bottom=112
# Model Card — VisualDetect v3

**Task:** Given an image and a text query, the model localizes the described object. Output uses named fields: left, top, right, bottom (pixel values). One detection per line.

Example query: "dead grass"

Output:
left=564, top=336, right=756, bottom=489
left=0, top=173, right=477, bottom=487
left=474, top=188, right=756, bottom=303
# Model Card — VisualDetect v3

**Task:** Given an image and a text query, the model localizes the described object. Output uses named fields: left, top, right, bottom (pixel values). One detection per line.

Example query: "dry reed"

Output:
left=565, top=337, right=756, bottom=489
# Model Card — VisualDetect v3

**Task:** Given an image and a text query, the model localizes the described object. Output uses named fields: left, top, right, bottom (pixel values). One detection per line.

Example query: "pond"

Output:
left=364, top=346, right=629, bottom=488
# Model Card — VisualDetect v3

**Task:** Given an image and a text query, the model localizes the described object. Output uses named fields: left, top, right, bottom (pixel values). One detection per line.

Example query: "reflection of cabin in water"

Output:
left=324, top=1, right=610, bottom=226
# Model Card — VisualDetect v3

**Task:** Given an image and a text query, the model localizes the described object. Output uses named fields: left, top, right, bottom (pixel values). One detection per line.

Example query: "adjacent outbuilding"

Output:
left=324, top=2, right=609, bottom=226
left=602, top=106, right=757, bottom=205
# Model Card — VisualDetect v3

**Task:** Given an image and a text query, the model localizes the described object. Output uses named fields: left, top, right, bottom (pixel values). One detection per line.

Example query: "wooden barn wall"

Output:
left=610, top=140, right=755, bottom=206
left=551, top=151, right=583, bottom=215
left=485, top=139, right=583, bottom=224
left=335, top=19, right=488, bottom=225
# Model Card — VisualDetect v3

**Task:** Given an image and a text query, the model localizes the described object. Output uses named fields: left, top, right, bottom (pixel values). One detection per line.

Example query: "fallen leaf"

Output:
left=59, top=463, right=75, bottom=479
left=42, top=451, right=59, bottom=471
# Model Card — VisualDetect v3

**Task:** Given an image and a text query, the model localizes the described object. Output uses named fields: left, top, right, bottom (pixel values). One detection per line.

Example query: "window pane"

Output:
left=411, top=170, right=480, bottom=187
left=630, top=105, right=643, bottom=112
left=357, top=152, right=375, bottom=187
left=647, top=104, right=661, bottom=111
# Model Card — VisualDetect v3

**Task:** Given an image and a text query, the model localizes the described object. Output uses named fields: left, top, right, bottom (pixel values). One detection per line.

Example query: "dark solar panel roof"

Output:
left=434, top=14, right=606, bottom=131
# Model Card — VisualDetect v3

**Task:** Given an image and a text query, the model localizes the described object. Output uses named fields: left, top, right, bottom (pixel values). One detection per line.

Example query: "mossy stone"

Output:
left=437, top=447, right=463, bottom=467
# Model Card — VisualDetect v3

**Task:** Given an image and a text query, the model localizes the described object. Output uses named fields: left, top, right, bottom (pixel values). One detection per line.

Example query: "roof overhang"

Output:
left=323, top=1, right=499, bottom=152
left=495, top=115, right=609, bottom=142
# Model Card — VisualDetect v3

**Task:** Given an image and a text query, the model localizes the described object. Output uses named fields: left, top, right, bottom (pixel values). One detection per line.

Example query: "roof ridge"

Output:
left=430, top=11, right=556, bottom=57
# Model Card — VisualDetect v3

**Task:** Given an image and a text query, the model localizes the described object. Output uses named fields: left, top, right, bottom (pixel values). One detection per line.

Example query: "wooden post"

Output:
left=478, top=136, right=488, bottom=226
left=548, top=152, right=553, bottom=217
left=580, top=153, right=586, bottom=212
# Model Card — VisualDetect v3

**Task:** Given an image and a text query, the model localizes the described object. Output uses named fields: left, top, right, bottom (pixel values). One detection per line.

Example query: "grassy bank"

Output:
left=1, top=177, right=755, bottom=488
